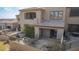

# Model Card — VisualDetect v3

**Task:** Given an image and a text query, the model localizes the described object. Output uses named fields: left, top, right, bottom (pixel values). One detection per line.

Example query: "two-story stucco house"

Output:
left=65, top=7, right=79, bottom=36
left=64, top=7, right=79, bottom=48
left=17, top=7, right=66, bottom=40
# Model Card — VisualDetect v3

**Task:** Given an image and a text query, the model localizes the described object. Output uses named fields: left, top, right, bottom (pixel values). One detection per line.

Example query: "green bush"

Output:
left=23, top=25, right=34, bottom=38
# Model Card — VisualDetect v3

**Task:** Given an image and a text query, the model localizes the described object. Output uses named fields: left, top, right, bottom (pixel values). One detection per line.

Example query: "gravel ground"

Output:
left=23, top=38, right=59, bottom=51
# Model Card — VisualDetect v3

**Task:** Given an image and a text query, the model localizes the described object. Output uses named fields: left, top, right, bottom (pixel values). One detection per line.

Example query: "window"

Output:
left=55, top=12, right=59, bottom=16
left=50, top=11, right=63, bottom=20
left=50, top=29, right=57, bottom=38
left=50, top=11, right=58, bottom=16
left=50, top=11, right=55, bottom=16
left=70, top=7, right=79, bottom=16
left=24, top=12, right=36, bottom=19
left=6, top=26, right=11, bottom=29
left=50, top=11, right=63, bottom=17
left=68, top=24, right=79, bottom=32
left=59, top=11, right=63, bottom=17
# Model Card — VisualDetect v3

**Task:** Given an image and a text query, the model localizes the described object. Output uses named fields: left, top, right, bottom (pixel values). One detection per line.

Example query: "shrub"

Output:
left=23, top=25, right=34, bottom=38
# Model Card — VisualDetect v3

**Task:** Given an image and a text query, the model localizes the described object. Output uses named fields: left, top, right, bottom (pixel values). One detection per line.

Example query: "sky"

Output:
left=0, top=7, right=24, bottom=19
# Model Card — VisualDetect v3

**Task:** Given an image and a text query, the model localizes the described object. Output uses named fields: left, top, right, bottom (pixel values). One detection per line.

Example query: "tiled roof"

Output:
left=0, top=19, right=18, bottom=24
left=20, top=7, right=45, bottom=11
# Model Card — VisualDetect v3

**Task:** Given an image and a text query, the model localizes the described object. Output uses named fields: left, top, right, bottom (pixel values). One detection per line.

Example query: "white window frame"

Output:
left=50, top=11, right=63, bottom=20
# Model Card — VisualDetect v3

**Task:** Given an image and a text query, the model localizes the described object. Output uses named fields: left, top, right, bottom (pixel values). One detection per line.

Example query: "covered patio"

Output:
left=35, top=20, right=64, bottom=39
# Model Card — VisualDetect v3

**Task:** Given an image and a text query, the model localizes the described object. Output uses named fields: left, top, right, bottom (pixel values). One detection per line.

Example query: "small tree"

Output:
left=23, top=25, right=34, bottom=38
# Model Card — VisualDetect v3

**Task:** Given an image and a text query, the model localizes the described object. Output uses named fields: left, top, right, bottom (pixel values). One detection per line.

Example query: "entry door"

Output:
left=50, top=29, right=57, bottom=38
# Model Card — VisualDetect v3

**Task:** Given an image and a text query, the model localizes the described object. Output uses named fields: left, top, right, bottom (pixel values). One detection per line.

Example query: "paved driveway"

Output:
left=68, top=36, right=79, bottom=48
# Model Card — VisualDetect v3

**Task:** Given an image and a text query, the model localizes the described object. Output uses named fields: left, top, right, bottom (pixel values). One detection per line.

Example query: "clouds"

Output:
left=3, top=8, right=13, bottom=11
left=0, top=7, right=24, bottom=19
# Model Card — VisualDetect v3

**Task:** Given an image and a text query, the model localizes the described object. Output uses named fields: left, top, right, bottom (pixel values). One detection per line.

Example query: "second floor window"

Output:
left=70, top=7, right=79, bottom=17
left=50, top=11, right=63, bottom=20
left=24, top=12, right=36, bottom=19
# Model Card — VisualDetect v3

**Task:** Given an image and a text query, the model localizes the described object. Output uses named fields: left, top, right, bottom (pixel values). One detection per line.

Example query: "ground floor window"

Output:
left=50, top=29, right=57, bottom=38
left=68, top=24, right=79, bottom=37
left=68, top=24, right=79, bottom=32
left=6, top=26, right=11, bottom=29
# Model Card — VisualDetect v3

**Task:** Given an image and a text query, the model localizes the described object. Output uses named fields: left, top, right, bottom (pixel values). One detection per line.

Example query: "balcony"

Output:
left=37, top=20, right=65, bottom=28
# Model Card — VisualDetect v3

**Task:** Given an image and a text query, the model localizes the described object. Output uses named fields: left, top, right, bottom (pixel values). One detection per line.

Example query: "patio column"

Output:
left=2, top=24, right=5, bottom=30
left=35, top=27, right=40, bottom=39
left=57, top=29, right=64, bottom=39
left=36, top=11, right=42, bottom=24
left=2, top=25, right=4, bottom=30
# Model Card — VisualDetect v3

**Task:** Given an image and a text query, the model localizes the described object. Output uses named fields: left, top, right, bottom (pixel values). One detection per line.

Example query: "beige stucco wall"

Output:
left=67, top=17, right=79, bottom=24
left=65, top=8, right=79, bottom=31
left=66, top=8, right=79, bottom=24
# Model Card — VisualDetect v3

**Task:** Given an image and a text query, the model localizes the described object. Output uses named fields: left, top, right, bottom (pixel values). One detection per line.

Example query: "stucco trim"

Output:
left=35, top=25, right=64, bottom=29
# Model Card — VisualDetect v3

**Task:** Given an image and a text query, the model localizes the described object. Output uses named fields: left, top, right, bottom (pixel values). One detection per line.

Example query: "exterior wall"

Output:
left=67, top=17, right=79, bottom=24
left=65, top=8, right=79, bottom=31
